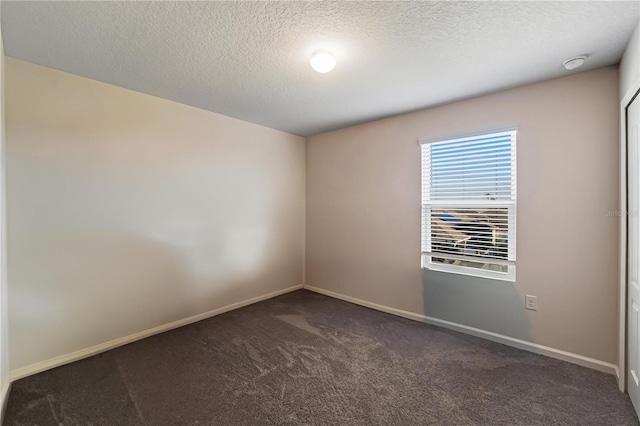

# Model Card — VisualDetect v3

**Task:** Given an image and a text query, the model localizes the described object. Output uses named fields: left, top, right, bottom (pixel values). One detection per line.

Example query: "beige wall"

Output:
left=6, top=58, right=305, bottom=371
left=307, top=66, right=620, bottom=364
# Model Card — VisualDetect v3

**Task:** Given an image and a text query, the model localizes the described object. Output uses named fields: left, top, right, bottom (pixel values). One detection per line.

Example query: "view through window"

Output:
left=420, top=130, right=517, bottom=281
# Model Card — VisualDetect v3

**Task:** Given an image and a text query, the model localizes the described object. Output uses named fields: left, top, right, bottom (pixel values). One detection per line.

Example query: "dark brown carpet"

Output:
left=4, top=290, right=638, bottom=425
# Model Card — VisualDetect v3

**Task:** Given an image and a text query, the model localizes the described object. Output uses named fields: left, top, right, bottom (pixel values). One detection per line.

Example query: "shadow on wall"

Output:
left=421, top=269, right=530, bottom=343
left=9, top=211, right=295, bottom=371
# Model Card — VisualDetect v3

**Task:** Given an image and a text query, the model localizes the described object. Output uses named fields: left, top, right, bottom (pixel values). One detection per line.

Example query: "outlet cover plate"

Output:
left=525, top=295, right=538, bottom=311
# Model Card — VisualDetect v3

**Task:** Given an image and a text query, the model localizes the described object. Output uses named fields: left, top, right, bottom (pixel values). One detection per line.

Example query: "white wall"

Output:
left=621, top=21, right=640, bottom=100
left=5, top=58, right=306, bottom=372
left=0, top=15, right=9, bottom=418
left=307, top=67, right=620, bottom=366
left=619, top=19, right=640, bottom=389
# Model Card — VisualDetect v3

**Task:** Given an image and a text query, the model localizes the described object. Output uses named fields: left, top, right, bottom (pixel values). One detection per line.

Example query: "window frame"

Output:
left=420, top=128, right=517, bottom=282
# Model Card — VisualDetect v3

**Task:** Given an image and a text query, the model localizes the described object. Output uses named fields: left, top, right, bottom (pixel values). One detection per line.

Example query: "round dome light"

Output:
left=310, top=51, right=336, bottom=73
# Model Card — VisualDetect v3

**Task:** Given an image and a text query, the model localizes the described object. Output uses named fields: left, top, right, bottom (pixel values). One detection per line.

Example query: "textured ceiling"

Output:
left=2, top=1, right=639, bottom=136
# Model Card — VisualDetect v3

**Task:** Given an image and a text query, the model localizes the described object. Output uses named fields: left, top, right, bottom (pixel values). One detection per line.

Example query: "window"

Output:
left=420, top=129, right=517, bottom=281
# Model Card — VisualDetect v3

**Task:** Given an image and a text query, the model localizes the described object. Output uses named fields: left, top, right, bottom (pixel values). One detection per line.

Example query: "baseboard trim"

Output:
left=9, top=285, right=303, bottom=382
left=304, top=285, right=618, bottom=376
left=1, top=378, right=11, bottom=423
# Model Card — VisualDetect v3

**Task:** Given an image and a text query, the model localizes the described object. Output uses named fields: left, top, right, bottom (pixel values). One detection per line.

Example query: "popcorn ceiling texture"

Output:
left=2, top=1, right=638, bottom=136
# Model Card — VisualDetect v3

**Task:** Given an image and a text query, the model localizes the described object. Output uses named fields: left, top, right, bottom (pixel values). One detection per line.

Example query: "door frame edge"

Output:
left=620, top=78, right=640, bottom=393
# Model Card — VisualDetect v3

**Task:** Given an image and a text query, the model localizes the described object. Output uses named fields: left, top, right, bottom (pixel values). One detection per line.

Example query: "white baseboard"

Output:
left=9, top=285, right=303, bottom=382
left=304, top=285, right=618, bottom=376
left=1, top=378, right=11, bottom=423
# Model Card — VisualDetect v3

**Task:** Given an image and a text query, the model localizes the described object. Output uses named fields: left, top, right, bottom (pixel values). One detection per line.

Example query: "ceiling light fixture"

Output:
left=310, top=51, right=336, bottom=73
left=562, top=55, right=587, bottom=71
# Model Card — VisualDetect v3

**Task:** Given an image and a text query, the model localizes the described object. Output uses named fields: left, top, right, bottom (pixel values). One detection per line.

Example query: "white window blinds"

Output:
left=420, top=130, right=517, bottom=281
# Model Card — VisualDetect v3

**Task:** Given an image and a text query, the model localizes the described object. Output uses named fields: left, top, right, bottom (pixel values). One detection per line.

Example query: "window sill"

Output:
left=422, top=261, right=516, bottom=282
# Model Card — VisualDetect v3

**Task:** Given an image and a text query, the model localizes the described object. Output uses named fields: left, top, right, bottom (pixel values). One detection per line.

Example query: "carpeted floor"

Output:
left=4, top=290, right=639, bottom=425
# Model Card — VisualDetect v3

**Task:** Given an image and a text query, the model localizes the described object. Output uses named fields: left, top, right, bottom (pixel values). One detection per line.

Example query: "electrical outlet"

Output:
left=525, top=295, right=538, bottom=311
